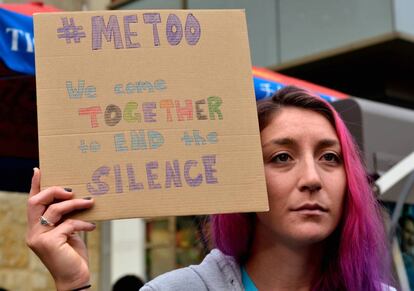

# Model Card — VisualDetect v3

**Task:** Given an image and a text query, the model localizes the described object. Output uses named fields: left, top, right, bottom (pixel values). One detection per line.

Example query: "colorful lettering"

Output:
left=79, top=106, right=102, bottom=128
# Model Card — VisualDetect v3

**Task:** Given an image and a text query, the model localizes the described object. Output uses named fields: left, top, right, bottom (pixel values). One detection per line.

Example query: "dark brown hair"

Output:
left=257, top=85, right=335, bottom=131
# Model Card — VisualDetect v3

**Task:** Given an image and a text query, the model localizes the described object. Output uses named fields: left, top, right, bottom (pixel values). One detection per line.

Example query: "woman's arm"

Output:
left=26, top=168, right=95, bottom=291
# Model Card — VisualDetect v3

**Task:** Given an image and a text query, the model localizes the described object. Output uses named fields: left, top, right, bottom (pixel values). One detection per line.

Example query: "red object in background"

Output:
left=0, top=2, right=60, bottom=16
left=253, top=66, right=349, bottom=101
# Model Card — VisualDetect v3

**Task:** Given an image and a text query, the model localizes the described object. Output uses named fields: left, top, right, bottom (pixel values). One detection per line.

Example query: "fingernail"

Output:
left=33, top=167, right=39, bottom=172
left=83, top=197, right=92, bottom=200
left=64, top=187, right=72, bottom=192
left=91, top=222, right=96, bottom=226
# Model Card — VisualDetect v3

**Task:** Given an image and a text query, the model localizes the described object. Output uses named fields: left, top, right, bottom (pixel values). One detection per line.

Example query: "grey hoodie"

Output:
left=140, top=249, right=243, bottom=291
left=140, top=249, right=397, bottom=291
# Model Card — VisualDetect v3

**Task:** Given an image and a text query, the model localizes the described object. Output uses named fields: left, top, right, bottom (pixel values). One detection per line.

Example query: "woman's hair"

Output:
left=210, top=86, right=392, bottom=291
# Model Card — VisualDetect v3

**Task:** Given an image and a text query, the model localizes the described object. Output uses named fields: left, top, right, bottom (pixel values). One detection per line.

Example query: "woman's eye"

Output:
left=271, top=153, right=291, bottom=163
left=321, top=153, right=341, bottom=163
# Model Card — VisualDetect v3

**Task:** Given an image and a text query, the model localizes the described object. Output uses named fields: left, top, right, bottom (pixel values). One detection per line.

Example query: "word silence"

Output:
left=87, top=154, right=218, bottom=195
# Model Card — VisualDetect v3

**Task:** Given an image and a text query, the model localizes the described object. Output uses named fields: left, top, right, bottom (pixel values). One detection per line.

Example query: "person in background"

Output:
left=26, top=86, right=396, bottom=291
left=112, top=274, right=144, bottom=291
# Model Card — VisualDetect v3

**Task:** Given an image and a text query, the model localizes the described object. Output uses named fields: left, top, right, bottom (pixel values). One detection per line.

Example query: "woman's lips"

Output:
left=291, top=203, right=328, bottom=214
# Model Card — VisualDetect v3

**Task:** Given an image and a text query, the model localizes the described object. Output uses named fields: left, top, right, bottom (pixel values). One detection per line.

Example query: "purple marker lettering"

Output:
left=185, top=13, right=201, bottom=45
left=143, top=13, right=161, bottom=46
left=184, top=160, right=202, bottom=187
left=114, top=164, right=123, bottom=193
left=165, top=160, right=183, bottom=188
left=124, top=15, right=140, bottom=48
left=166, top=14, right=183, bottom=46
left=127, top=163, right=144, bottom=191
left=143, top=102, right=157, bottom=122
left=146, top=161, right=161, bottom=189
left=202, top=155, right=218, bottom=184
left=87, top=166, right=110, bottom=195
left=92, top=15, right=124, bottom=50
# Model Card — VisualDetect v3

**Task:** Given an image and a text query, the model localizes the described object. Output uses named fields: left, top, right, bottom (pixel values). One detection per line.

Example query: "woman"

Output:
left=27, top=86, right=395, bottom=291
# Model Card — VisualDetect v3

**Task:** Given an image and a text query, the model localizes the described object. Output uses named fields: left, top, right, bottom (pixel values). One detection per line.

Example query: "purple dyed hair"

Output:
left=211, top=86, right=393, bottom=291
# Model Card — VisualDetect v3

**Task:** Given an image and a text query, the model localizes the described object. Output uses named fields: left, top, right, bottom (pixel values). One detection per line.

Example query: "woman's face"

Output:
left=257, top=107, right=346, bottom=248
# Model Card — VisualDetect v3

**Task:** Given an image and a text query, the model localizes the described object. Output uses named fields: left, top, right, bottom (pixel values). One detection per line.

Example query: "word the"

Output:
left=79, top=96, right=223, bottom=128
left=92, top=13, right=201, bottom=50
left=181, top=130, right=217, bottom=146
left=86, top=154, right=218, bottom=195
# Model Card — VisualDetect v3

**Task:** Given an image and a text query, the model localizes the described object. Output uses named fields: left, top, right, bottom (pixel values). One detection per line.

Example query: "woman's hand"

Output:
left=26, top=168, right=96, bottom=291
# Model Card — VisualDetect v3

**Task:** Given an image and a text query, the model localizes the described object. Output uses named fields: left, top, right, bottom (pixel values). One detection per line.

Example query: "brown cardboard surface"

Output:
left=34, top=10, right=268, bottom=221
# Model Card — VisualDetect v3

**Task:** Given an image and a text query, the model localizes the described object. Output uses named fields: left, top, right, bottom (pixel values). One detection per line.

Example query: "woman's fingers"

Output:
left=40, top=198, right=94, bottom=228
left=29, top=167, right=41, bottom=197
left=52, top=219, right=96, bottom=240
left=27, top=186, right=74, bottom=225
left=26, top=218, right=95, bottom=258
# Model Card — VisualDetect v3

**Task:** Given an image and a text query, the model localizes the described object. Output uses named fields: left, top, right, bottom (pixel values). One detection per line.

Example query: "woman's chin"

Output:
left=288, top=225, right=334, bottom=246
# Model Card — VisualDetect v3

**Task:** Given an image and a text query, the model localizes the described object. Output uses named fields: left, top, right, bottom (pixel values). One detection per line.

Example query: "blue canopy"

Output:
left=0, top=8, right=35, bottom=75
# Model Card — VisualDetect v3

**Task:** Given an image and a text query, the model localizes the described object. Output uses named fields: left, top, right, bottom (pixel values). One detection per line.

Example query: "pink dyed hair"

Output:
left=211, top=86, right=393, bottom=291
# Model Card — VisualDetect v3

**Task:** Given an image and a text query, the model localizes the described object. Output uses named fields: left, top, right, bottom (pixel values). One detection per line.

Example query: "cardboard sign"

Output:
left=34, top=10, right=268, bottom=221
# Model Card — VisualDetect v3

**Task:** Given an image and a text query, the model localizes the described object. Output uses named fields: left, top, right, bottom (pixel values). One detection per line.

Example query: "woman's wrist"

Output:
left=69, top=284, right=91, bottom=291
left=56, top=278, right=91, bottom=291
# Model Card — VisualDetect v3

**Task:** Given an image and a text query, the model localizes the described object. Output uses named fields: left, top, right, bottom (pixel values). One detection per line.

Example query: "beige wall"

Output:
left=0, top=192, right=101, bottom=291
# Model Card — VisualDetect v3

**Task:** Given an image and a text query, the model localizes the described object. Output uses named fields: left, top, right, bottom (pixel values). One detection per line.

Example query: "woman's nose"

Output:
left=298, top=158, right=322, bottom=193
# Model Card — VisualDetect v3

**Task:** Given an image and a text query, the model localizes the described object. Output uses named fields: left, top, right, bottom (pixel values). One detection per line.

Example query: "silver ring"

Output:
left=39, top=216, right=54, bottom=227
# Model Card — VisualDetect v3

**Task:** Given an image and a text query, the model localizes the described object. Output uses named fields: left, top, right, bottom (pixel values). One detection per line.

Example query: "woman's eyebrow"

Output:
left=262, top=137, right=296, bottom=148
left=316, top=139, right=340, bottom=149
left=262, top=138, right=339, bottom=149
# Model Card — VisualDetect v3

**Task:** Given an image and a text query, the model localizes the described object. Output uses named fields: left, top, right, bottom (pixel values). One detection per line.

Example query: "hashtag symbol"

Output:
left=57, top=17, right=86, bottom=44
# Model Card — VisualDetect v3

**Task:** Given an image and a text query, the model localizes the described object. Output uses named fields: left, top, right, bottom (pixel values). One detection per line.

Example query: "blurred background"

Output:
left=0, top=0, right=413, bottom=290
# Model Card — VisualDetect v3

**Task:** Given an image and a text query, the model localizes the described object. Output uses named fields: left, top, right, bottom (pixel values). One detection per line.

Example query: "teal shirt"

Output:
left=241, top=266, right=258, bottom=291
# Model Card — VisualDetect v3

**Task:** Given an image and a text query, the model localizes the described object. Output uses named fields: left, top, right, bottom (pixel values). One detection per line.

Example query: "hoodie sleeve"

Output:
left=139, top=266, right=207, bottom=291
